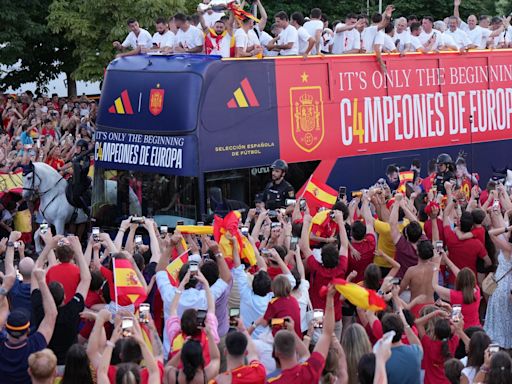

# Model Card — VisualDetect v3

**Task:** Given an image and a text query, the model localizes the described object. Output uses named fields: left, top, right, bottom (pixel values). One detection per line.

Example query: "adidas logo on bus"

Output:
left=108, top=90, right=134, bottom=114
left=227, top=78, right=260, bottom=109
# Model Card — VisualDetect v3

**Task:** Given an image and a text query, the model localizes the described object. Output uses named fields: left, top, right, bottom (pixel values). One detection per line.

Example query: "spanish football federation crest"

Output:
left=149, top=84, right=165, bottom=116
left=290, top=86, right=325, bottom=153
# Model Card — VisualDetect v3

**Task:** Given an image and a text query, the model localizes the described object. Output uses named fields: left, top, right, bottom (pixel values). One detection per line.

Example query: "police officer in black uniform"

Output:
left=262, top=159, right=295, bottom=210
left=434, top=153, right=455, bottom=195
left=71, top=139, right=92, bottom=215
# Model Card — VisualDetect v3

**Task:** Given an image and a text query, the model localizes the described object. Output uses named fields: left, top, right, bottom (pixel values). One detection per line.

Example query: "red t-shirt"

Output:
left=307, top=255, right=347, bottom=321
left=421, top=334, right=459, bottom=384
left=264, top=296, right=302, bottom=337
left=450, top=286, right=481, bottom=329
left=364, top=319, right=383, bottom=345
left=46, top=263, right=80, bottom=304
left=210, top=360, right=266, bottom=384
left=42, top=127, right=56, bottom=138
left=349, top=234, right=376, bottom=283
left=423, top=218, right=445, bottom=243
left=443, top=226, right=486, bottom=283
left=46, top=156, right=64, bottom=170
left=309, top=220, right=338, bottom=248
left=471, top=226, right=485, bottom=246
left=267, top=352, right=325, bottom=384
left=267, top=265, right=293, bottom=281
left=108, top=360, right=164, bottom=384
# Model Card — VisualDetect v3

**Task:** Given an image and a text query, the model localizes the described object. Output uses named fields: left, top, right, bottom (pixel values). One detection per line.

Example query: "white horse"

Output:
left=22, top=162, right=88, bottom=235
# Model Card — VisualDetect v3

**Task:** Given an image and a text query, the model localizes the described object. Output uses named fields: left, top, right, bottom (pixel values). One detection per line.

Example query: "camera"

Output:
left=139, top=303, right=150, bottom=324
left=92, top=227, right=100, bottom=242
left=160, top=225, right=168, bottom=237
left=135, top=235, right=143, bottom=245
left=268, top=210, right=277, bottom=219
left=40, top=223, right=48, bottom=235
left=196, top=309, right=207, bottom=327
left=122, top=317, right=134, bottom=337
left=338, top=186, right=347, bottom=198
left=313, top=309, right=324, bottom=328
left=189, top=263, right=199, bottom=276
left=435, top=240, right=443, bottom=252
left=131, top=216, right=145, bottom=224
left=229, top=308, right=240, bottom=327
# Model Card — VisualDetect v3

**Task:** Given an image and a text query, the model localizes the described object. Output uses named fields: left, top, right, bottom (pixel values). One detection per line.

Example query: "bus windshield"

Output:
left=92, top=169, right=198, bottom=229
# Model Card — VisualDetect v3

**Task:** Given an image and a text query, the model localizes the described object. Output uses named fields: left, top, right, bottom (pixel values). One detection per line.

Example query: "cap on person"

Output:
left=6, top=309, right=31, bottom=338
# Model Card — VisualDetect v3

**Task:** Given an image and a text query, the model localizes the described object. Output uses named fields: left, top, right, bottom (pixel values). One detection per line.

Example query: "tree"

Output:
left=0, top=0, right=78, bottom=95
left=48, top=0, right=186, bottom=83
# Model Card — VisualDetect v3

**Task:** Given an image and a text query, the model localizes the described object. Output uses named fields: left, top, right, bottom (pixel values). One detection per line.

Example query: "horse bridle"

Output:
left=23, top=165, right=64, bottom=198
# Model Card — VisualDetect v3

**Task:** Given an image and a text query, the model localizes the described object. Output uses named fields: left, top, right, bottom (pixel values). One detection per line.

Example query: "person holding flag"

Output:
left=262, top=159, right=295, bottom=210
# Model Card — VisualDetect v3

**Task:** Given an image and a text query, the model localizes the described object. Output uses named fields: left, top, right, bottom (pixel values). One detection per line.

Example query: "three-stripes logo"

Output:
left=108, top=90, right=134, bottom=114
left=227, top=78, right=260, bottom=109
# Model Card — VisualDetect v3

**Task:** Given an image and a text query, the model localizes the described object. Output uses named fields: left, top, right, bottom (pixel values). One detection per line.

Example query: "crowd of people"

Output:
left=0, top=99, right=511, bottom=384
left=113, top=0, right=512, bottom=61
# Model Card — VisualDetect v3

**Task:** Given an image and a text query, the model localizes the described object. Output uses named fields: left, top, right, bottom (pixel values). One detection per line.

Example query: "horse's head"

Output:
left=22, top=161, right=38, bottom=200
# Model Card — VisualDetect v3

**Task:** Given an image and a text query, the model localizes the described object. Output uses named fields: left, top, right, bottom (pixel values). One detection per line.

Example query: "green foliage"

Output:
left=48, top=0, right=186, bottom=82
left=0, top=0, right=77, bottom=93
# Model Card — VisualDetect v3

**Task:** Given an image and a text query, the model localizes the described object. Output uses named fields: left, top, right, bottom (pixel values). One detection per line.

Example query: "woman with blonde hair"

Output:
left=341, top=323, right=372, bottom=384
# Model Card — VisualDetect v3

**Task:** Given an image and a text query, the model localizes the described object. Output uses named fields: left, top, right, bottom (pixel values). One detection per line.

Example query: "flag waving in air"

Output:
left=166, top=250, right=189, bottom=286
left=396, top=171, right=414, bottom=194
left=113, top=258, right=147, bottom=307
left=301, top=177, right=338, bottom=214
left=321, top=278, right=386, bottom=312
left=214, top=211, right=256, bottom=267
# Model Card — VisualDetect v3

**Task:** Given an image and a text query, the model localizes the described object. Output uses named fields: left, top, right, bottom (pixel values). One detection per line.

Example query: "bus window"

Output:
left=92, top=169, right=198, bottom=229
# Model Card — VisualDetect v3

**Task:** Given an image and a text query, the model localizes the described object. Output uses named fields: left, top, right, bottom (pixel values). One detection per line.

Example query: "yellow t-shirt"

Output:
left=373, top=219, right=424, bottom=267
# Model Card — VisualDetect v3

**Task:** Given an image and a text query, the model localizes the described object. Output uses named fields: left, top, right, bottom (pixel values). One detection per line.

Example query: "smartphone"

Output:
left=229, top=308, right=240, bottom=327
left=160, top=225, right=168, bottom=236
left=92, top=227, right=100, bottom=242
left=139, top=303, right=150, bottom=324
left=290, top=236, right=299, bottom=249
left=13, top=241, right=20, bottom=250
left=189, top=264, right=199, bottom=275
left=197, top=221, right=204, bottom=226
left=271, top=318, right=285, bottom=327
left=176, top=220, right=185, bottom=226
left=313, top=309, right=324, bottom=328
left=299, top=198, right=307, bottom=210
left=390, top=277, right=401, bottom=285
left=285, top=198, right=296, bottom=206
left=339, top=186, right=347, bottom=198
left=122, top=317, right=134, bottom=337
left=135, top=235, right=143, bottom=245
left=451, top=305, right=462, bottom=322
left=131, top=216, right=145, bottom=224
left=271, top=222, right=281, bottom=229
left=489, top=343, right=500, bottom=354
left=40, top=222, right=48, bottom=235
left=493, top=199, right=500, bottom=211
left=196, top=309, right=207, bottom=327
left=241, top=226, right=249, bottom=236
left=260, top=248, right=270, bottom=255
left=435, top=240, right=443, bottom=252
left=268, top=210, right=277, bottom=218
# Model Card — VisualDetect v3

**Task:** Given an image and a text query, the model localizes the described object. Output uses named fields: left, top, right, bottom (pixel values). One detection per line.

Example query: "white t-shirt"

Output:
left=467, top=26, right=485, bottom=48
left=332, top=25, right=345, bottom=54
left=297, top=26, right=312, bottom=54
left=303, top=19, right=324, bottom=54
left=440, top=33, right=459, bottom=49
left=444, top=28, right=471, bottom=49
left=320, top=28, right=334, bottom=53
left=372, top=30, right=386, bottom=52
left=279, top=24, right=299, bottom=55
left=175, top=25, right=204, bottom=51
left=343, top=29, right=361, bottom=53
left=383, top=34, right=396, bottom=52
left=260, top=31, right=279, bottom=57
left=248, top=29, right=261, bottom=47
left=202, top=11, right=224, bottom=28
left=395, top=30, right=411, bottom=52
left=234, top=28, right=250, bottom=50
left=409, top=35, right=423, bottom=50
left=419, top=29, right=441, bottom=50
left=122, top=28, right=153, bottom=49
left=205, top=32, right=232, bottom=57
left=488, top=29, right=509, bottom=48
left=152, top=30, right=175, bottom=49
left=362, top=25, right=379, bottom=53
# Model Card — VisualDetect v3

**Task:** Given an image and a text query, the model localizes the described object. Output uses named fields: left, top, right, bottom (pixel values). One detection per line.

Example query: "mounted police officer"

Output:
left=435, top=153, right=455, bottom=195
left=71, top=139, right=92, bottom=215
left=262, top=159, right=295, bottom=210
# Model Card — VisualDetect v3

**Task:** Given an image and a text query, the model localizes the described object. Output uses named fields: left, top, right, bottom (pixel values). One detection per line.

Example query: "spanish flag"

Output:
left=166, top=250, right=189, bottom=286
left=396, top=171, right=414, bottom=193
left=214, top=211, right=256, bottom=267
left=176, top=225, right=213, bottom=235
left=113, top=258, right=147, bottom=307
left=328, top=278, right=386, bottom=312
left=302, top=177, right=338, bottom=214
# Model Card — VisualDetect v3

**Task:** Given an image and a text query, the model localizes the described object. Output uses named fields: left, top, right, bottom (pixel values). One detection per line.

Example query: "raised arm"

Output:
left=204, top=325, right=221, bottom=379
left=69, top=235, right=92, bottom=298
left=255, top=0, right=267, bottom=31
left=389, top=195, right=402, bottom=244
left=208, top=240, right=231, bottom=284
left=432, top=254, right=451, bottom=301
left=314, top=285, right=336, bottom=359
left=33, top=268, right=58, bottom=343
left=299, top=212, right=313, bottom=258
left=196, top=271, right=215, bottom=314
left=86, top=309, right=111, bottom=369
left=143, top=219, right=162, bottom=264
left=294, top=245, right=305, bottom=280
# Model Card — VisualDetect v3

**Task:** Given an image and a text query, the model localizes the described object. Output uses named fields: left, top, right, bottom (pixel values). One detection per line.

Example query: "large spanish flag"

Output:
left=329, top=278, right=386, bottom=312
left=214, top=211, right=256, bottom=267
left=0, top=170, right=23, bottom=198
left=302, top=177, right=338, bottom=214
left=166, top=250, right=189, bottom=286
left=113, top=258, right=147, bottom=307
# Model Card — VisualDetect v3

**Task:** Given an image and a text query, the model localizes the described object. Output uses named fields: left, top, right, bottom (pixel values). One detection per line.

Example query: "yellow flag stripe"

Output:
left=234, top=88, right=248, bottom=108
left=114, top=97, right=125, bottom=114
left=114, top=268, right=143, bottom=287
left=306, top=181, right=337, bottom=205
